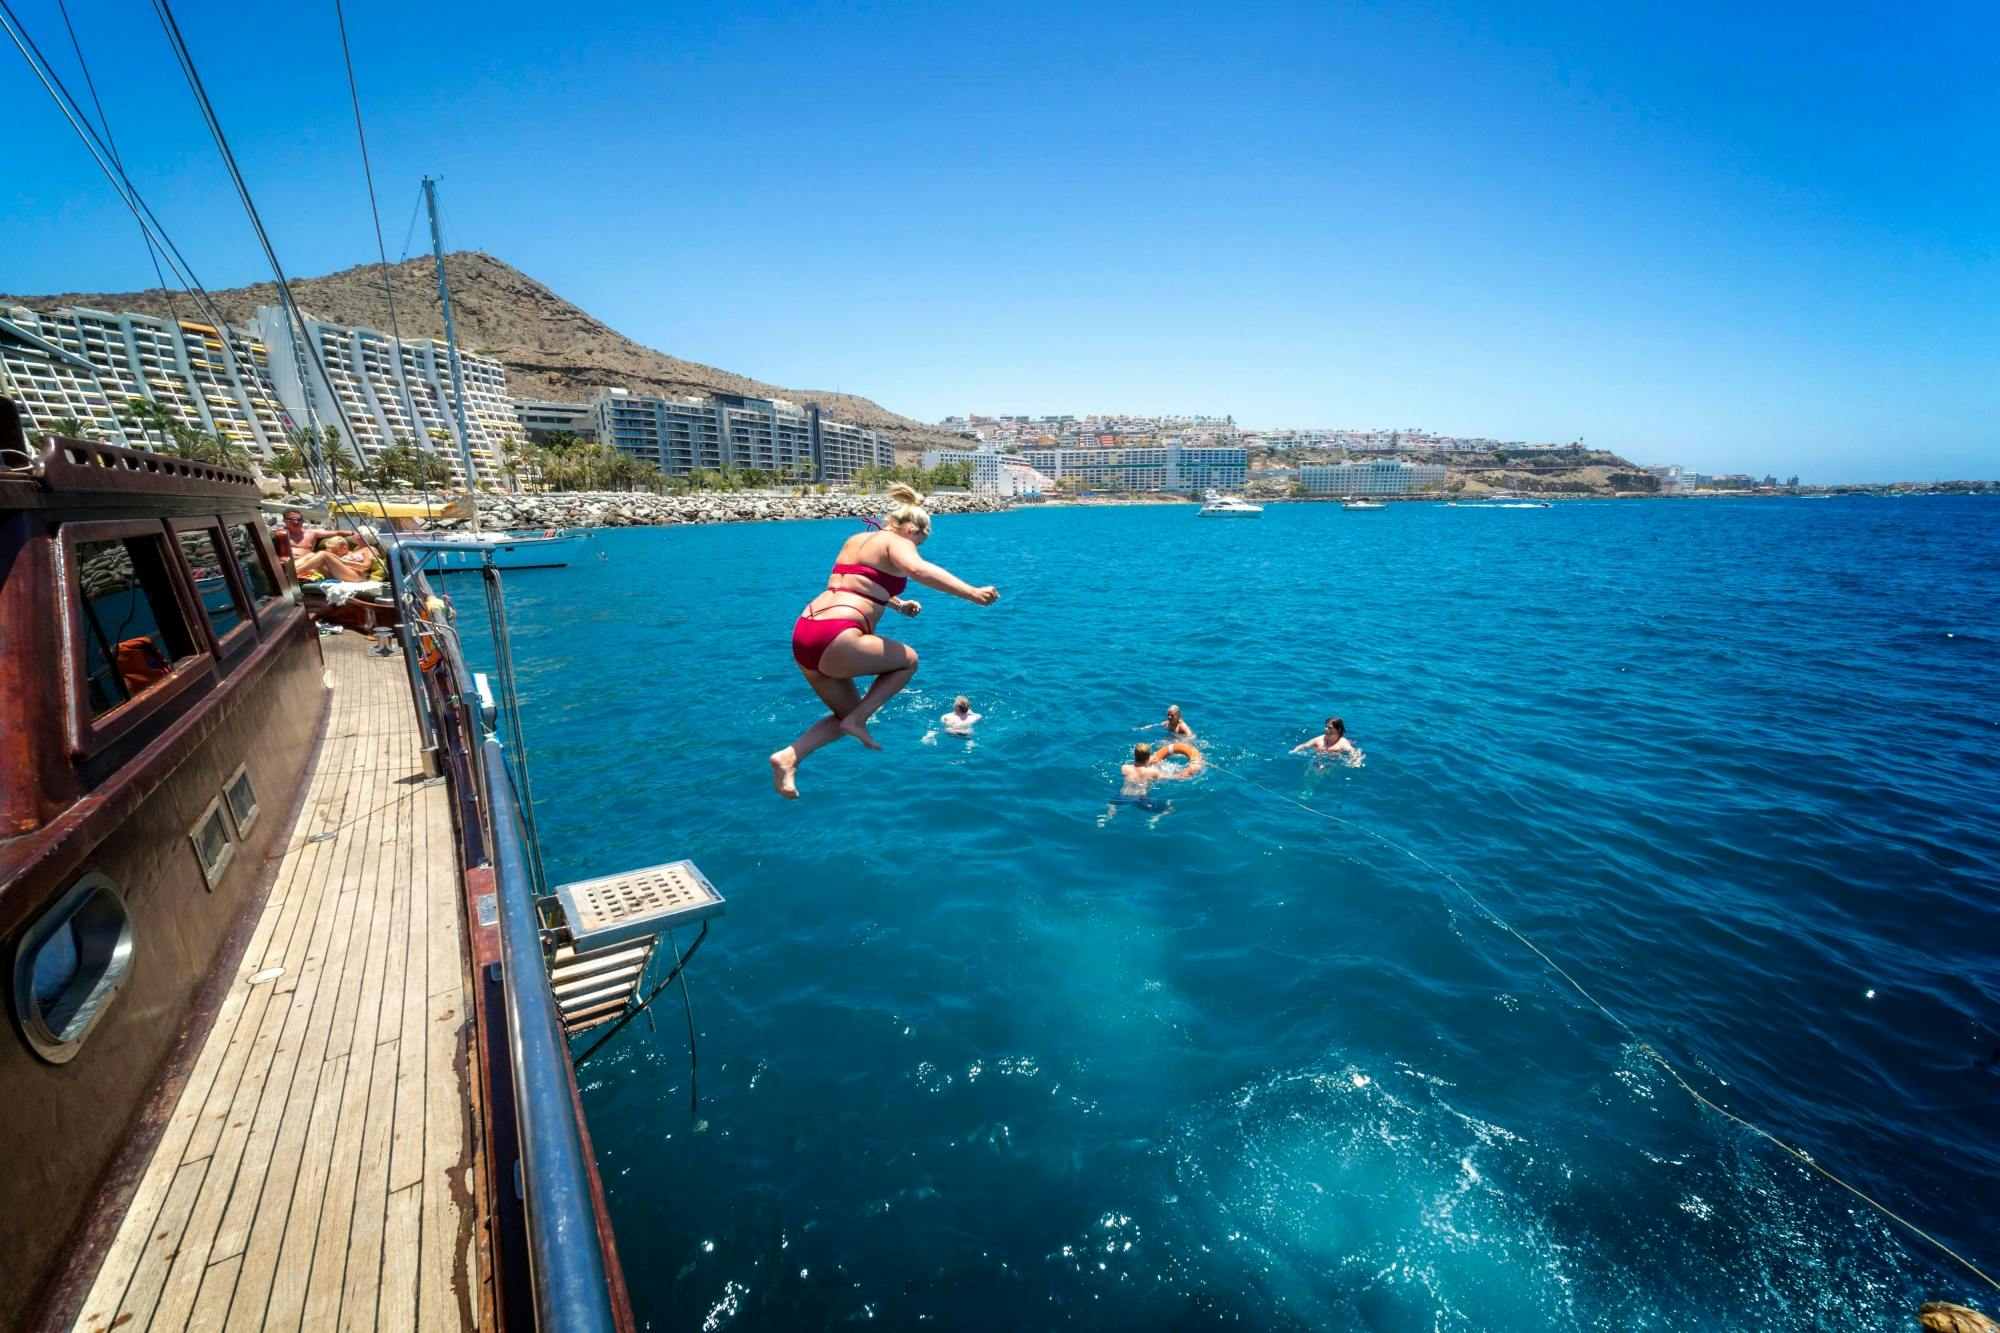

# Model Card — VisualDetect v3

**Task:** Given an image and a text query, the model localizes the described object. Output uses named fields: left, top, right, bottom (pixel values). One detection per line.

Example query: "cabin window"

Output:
left=191, top=797, right=236, bottom=888
left=177, top=527, right=249, bottom=642
left=74, top=534, right=201, bottom=717
left=226, top=522, right=281, bottom=609
left=11, top=873, right=134, bottom=1065
left=224, top=764, right=259, bottom=836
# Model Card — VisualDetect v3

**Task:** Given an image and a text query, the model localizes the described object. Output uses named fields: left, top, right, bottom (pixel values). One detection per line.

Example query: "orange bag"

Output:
left=115, top=636, right=171, bottom=693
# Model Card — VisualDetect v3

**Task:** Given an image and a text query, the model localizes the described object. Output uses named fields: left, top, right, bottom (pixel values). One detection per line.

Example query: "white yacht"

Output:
left=1196, top=493, right=1264, bottom=517
left=1341, top=497, right=1386, bottom=511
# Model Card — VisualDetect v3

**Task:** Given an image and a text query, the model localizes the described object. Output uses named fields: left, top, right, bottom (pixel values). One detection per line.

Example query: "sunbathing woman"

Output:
left=770, top=484, right=999, bottom=798
left=291, top=535, right=377, bottom=583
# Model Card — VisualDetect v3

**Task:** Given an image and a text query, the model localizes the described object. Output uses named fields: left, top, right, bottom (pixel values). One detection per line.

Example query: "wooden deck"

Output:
left=73, top=635, right=480, bottom=1333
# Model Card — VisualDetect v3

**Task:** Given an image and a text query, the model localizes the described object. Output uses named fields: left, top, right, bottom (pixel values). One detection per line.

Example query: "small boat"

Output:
left=1196, top=493, right=1263, bottom=517
left=1341, top=498, right=1386, bottom=510
left=416, top=529, right=585, bottom=572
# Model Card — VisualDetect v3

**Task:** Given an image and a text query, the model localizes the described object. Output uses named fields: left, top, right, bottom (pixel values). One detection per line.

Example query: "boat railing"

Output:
left=386, top=538, right=625, bottom=1333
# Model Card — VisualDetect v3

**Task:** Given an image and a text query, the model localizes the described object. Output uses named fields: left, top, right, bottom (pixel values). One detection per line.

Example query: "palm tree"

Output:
left=118, top=396, right=177, bottom=451
left=266, top=446, right=307, bottom=490
left=50, top=414, right=90, bottom=440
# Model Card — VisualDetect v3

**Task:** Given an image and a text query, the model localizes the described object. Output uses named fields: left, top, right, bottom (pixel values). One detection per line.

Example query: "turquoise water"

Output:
left=465, top=497, right=1999, bottom=1330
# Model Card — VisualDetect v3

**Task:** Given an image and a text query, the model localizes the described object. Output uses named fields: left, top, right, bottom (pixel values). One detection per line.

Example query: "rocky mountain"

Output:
left=4, top=252, right=965, bottom=455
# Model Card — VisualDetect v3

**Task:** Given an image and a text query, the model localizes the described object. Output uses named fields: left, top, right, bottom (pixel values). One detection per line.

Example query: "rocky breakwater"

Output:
left=464, top=490, right=1012, bottom=530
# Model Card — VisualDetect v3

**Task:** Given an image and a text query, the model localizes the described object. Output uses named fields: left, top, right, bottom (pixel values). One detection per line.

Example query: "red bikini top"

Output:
left=828, top=562, right=907, bottom=603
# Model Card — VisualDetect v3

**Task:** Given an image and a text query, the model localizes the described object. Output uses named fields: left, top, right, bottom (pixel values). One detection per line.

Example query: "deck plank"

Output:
left=186, top=1254, right=241, bottom=1333
left=70, top=710, right=362, bottom=1331
left=70, top=638, right=479, bottom=1333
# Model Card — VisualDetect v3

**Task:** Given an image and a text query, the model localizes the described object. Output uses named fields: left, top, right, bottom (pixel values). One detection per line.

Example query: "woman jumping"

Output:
left=770, top=484, right=999, bottom=798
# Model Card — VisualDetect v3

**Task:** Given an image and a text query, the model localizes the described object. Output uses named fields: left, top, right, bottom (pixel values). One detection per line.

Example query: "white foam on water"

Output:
left=1158, top=1049, right=1933, bottom=1330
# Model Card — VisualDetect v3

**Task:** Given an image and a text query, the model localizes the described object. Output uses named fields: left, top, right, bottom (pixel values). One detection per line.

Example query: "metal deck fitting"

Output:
left=552, top=859, right=726, bottom=954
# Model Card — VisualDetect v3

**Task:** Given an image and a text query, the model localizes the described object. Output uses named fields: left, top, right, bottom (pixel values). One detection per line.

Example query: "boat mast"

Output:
left=423, top=176, right=480, bottom=498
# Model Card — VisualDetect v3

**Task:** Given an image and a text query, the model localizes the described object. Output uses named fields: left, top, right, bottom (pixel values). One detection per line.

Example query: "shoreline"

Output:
left=462, top=490, right=1012, bottom=529
left=298, top=486, right=1991, bottom=532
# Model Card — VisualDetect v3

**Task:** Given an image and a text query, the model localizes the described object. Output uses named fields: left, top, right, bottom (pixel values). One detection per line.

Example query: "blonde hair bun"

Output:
left=884, top=482, right=931, bottom=532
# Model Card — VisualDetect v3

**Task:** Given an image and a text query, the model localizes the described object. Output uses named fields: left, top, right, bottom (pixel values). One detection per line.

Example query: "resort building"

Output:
left=1297, top=459, right=1447, bottom=495
left=1016, top=444, right=1248, bottom=493
left=0, top=313, right=132, bottom=446
left=2, top=305, right=290, bottom=453
left=920, top=447, right=1057, bottom=497
left=514, top=398, right=595, bottom=443
left=253, top=308, right=516, bottom=486
left=1644, top=464, right=1694, bottom=494
left=590, top=388, right=895, bottom=483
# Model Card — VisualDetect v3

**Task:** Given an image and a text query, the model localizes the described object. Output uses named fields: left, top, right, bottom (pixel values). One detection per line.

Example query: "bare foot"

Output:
left=769, top=749, right=799, bottom=799
left=839, top=715, right=882, bottom=750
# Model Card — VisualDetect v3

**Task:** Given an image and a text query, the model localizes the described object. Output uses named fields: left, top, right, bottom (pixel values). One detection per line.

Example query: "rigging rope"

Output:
left=0, top=0, right=315, bottom=486
left=1203, top=756, right=1999, bottom=1294
left=330, top=0, right=438, bottom=521
left=147, top=0, right=394, bottom=515
left=52, top=0, right=181, bottom=326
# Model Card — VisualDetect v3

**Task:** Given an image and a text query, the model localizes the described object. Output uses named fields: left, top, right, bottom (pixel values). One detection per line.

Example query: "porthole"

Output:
left=224, top=764, right=259, bottom=837
left=191, top=797, right=236, bottom=889
left=12, top=873, right=134, bottom=1065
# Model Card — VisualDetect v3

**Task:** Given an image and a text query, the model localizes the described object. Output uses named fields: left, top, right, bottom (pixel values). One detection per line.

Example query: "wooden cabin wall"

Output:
left=0, top=611, right=326, bottom=1330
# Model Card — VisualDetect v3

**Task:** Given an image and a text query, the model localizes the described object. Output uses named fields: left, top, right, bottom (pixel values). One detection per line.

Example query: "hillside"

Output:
left=4, top=253, right=964, bottom=455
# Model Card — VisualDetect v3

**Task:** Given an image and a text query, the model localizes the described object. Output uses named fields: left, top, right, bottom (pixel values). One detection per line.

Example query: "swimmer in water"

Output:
left=1290, top=716, right=1356, bottom=758
left=1142, top=704, right=1194, bottom=740
left=1101, top=740, right=1205, bottom=825
left=941, top=695, right=981, bottom=734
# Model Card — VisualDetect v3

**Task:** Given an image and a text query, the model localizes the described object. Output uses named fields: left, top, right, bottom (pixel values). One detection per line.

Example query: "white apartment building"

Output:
left=920, top=447, right=1056, bottom=497
left=0, top=314, right=132, bottom=446
left=3, top=305, right=291, bottom=453
left=1645, top=464, right=1693, bottom=494
left=1018, top=444, right=1248, bottom=492
left=514, top=399, right=595, bottom=443
left=1298, top=459, right=1447, bottom=495
left=591, top=389, right=894, bottom=484
left=254, top=308, right=514, bottom=486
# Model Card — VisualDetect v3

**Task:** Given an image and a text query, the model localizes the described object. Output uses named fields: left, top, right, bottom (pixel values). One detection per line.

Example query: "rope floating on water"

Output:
left=1205, top=757, right=2000, bottom=1294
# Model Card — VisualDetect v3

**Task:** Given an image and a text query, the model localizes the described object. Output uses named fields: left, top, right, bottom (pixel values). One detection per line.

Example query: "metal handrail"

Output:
left=386, top=538, right=620, bottom=1332
left=481, top=738, right=619, bottom=1333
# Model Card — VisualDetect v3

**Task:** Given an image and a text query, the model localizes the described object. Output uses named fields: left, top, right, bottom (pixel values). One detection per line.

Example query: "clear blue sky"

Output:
left=4, top=1, right=1996, bottom=482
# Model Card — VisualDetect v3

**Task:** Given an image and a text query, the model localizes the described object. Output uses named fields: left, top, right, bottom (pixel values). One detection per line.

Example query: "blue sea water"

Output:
left=464, top=496, right=2000, bottom=1331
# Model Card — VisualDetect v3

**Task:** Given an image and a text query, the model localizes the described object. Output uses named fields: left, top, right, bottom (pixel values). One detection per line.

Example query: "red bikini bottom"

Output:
left=791, top=613, right=866, bottom=671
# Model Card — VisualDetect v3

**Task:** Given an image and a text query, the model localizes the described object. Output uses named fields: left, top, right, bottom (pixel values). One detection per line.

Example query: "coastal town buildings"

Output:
left=941, top=413, right=1597, bottom=460
left=1016, top=444, right=1249, bottom=493
left=589, top=388, right=894, bottom=483
left=1, top=304, right=290, bottom=453
left=920, top=447, right=1057, bottom=496
left=1298, top=459, right=1447, bottom=495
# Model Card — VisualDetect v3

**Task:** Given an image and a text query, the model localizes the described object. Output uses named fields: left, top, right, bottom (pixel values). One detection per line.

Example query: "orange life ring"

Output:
left=1154, top=741, right=1203, bottom=771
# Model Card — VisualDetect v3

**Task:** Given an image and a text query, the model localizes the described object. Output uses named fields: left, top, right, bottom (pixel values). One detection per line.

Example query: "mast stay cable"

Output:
left=0, top=0, right=338, bottom=496
left=51, top=0, right=182, bottom=327
left=145, top=0, right=398, bottom=518
left=330, top=0, right=439, bottom=519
